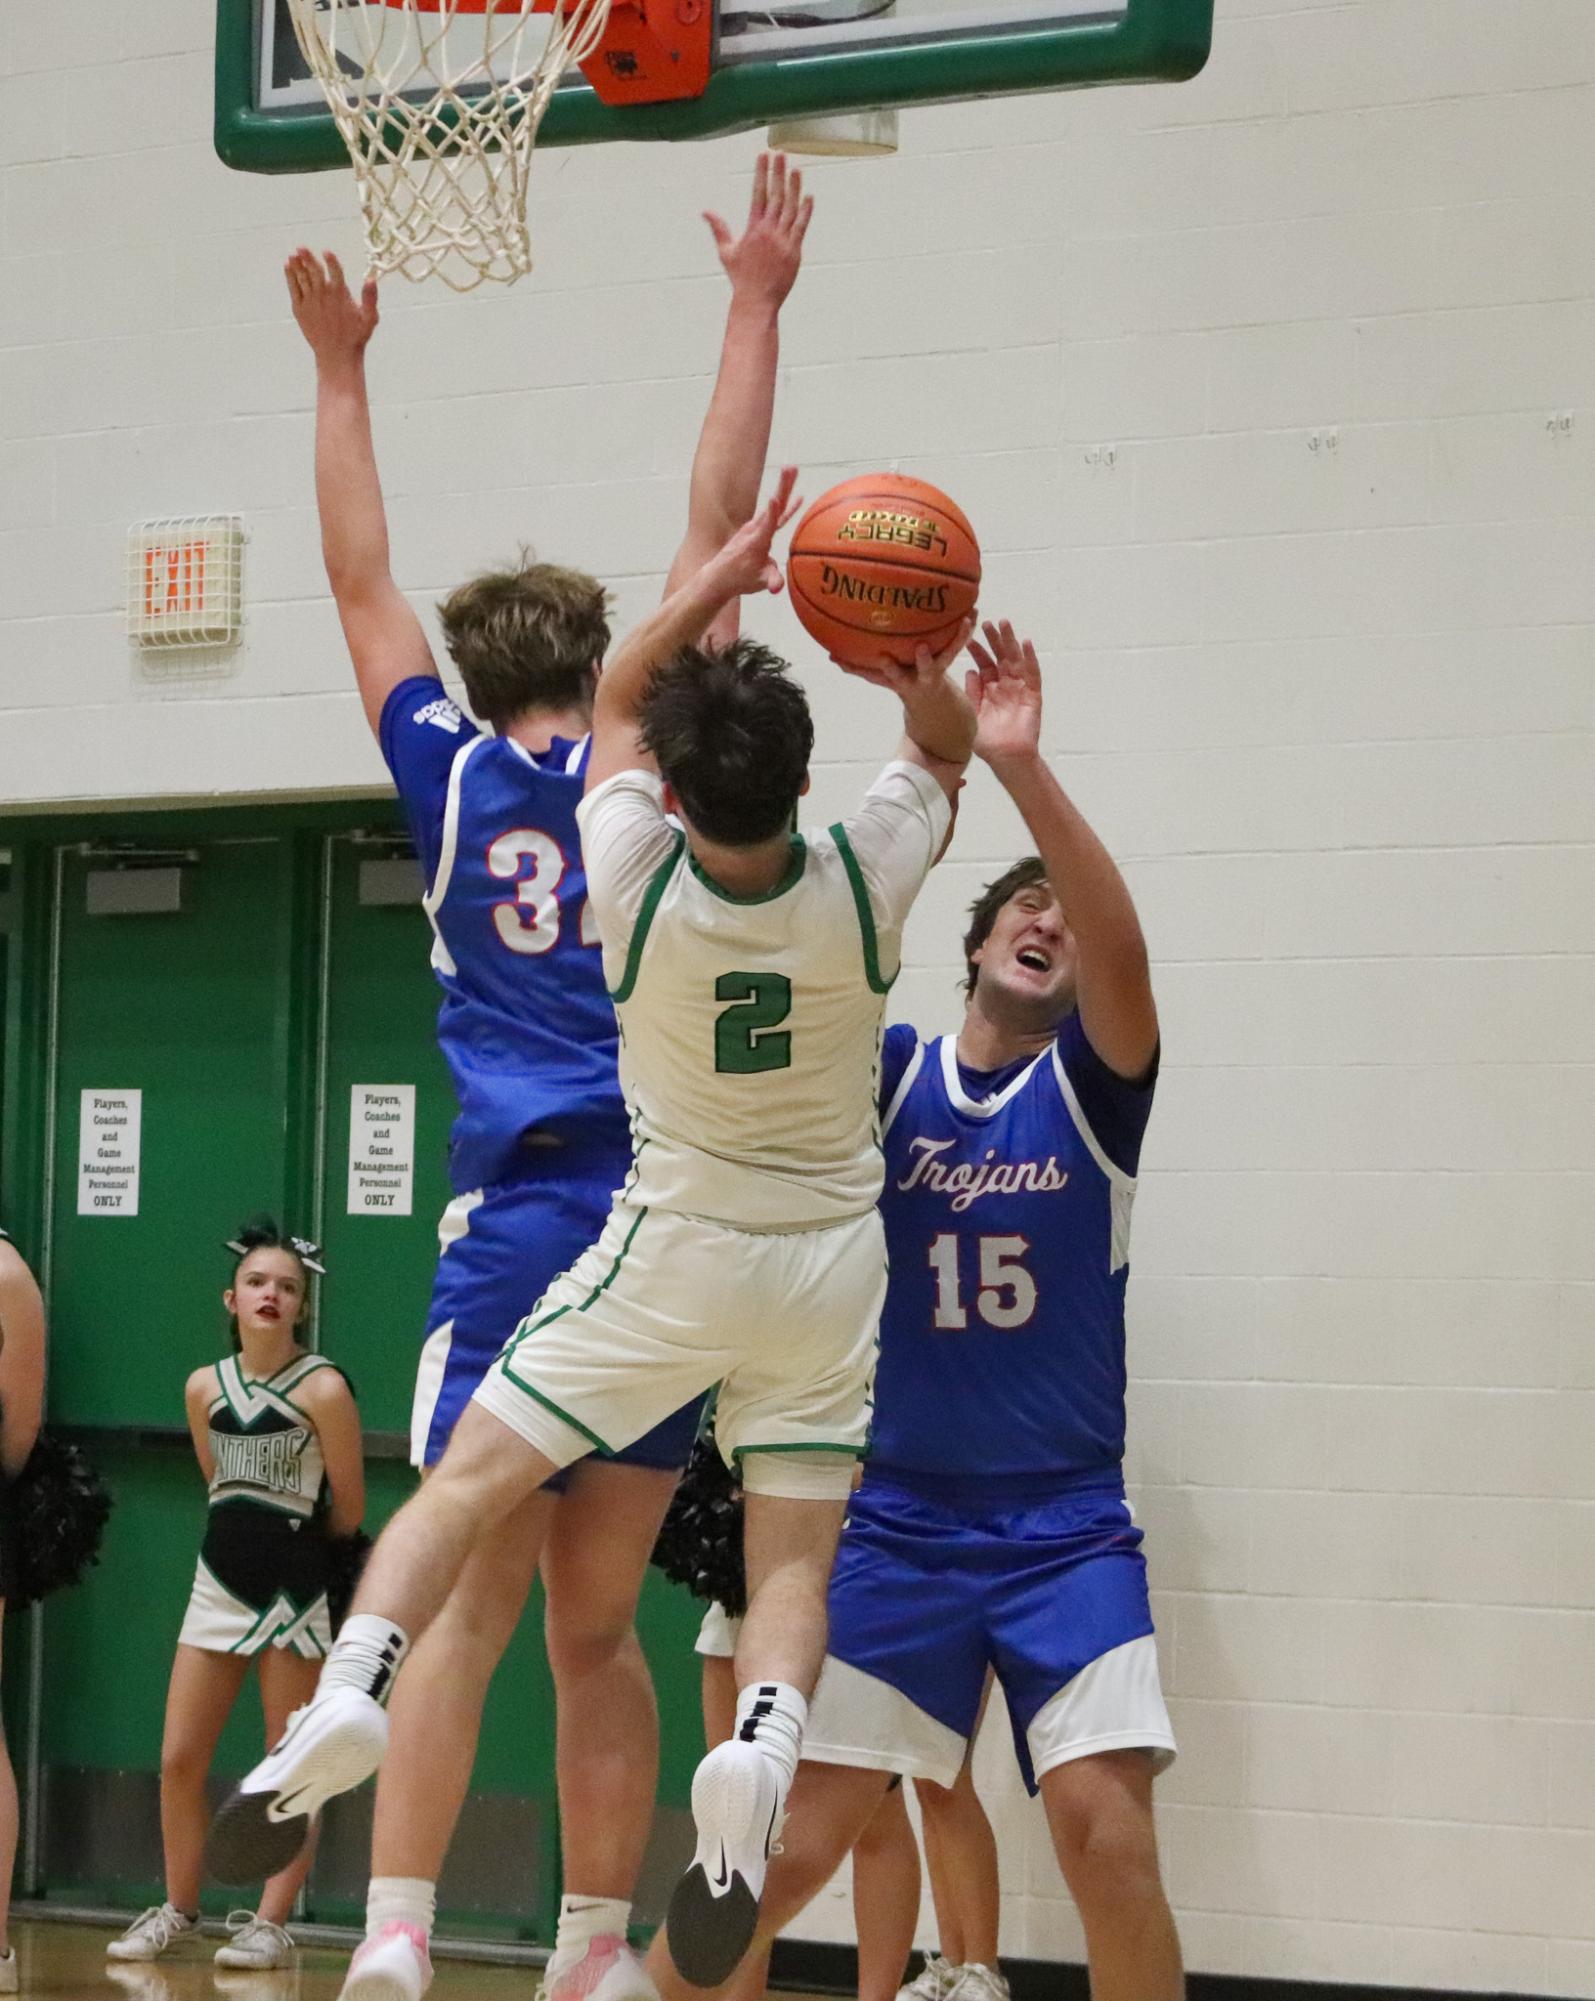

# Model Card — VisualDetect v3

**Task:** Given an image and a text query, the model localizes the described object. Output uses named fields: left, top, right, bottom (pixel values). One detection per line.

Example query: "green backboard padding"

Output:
left=215, top=0, right=1212, bottom=171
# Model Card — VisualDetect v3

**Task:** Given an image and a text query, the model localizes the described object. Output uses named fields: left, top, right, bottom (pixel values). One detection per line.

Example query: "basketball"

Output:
left=785, top=473, right=981, bottom=671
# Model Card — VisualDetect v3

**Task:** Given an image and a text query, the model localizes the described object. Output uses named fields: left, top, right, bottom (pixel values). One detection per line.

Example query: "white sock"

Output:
left=366, top=1877, right=436, bottom=1940
left=321, top=1614, right=411, bottom=1704
left=552, top=1895, right=631, bottom=1961
left=733, top=1681, right=807, bottom=1791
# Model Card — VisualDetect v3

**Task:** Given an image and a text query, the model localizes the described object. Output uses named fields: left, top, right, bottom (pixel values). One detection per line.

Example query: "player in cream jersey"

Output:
left=588, top=757, right=941, bottom=1231
left=209, top=469, right=976, bottom=1992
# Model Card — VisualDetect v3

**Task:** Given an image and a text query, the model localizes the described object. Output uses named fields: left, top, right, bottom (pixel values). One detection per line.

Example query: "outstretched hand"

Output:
left=285, top=248, right=378, bottom=368
left=965, top=619, right=1043, bottom=768
left=704, top=153, right=813, bottom=308
left=713, top=465, right=803, bottom=599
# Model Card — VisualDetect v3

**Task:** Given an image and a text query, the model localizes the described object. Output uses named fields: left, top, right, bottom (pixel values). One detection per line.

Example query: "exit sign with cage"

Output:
left=127, top=516, right=245, bottom=648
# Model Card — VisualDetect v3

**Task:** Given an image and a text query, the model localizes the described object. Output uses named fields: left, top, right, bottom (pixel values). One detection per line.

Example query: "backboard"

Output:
left=215, top=0, right=1213, bottom=170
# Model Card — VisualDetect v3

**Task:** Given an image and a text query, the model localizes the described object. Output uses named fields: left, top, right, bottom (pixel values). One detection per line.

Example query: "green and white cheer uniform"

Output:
left=178, top=1352, right=345, bottom=1658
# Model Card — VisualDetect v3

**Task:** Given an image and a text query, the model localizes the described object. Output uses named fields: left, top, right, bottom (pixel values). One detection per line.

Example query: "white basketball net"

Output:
left=287, top=0, right=613, bottom=290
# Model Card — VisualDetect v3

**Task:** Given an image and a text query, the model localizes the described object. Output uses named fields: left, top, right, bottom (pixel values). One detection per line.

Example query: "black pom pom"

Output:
left=325, top=1529, right=374, bottom=1635
left=11, top=1430, right=114, bottom=1609
left=650, top=1430, right=746, bottom=1617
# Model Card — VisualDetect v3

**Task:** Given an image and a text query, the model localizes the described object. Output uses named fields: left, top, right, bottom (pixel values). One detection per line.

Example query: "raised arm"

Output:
left=285, top=249, right=437, bottom=737
left=0, top=1240, right=45, bottom=1480
left=968, top=620, right=1157, bottom=1079
left=587, top=468, right=801, bottom=792
left=664, top=154, right=812, bottom=645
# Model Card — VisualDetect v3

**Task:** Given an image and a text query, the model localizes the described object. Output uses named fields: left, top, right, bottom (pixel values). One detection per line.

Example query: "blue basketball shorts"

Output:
left=805, top=1472, right=1175, bottom=1793
left=411, top=1158, right=703, bottom=1477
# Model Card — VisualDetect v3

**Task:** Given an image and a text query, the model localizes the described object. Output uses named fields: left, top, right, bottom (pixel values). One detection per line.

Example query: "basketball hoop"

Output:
left=286, top=0, right=614, bottom=290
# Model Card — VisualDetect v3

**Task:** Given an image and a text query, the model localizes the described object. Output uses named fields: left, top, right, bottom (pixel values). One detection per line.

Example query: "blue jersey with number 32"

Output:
left=381, top=677, right=627, bottom=1193
left=871, top=1019, right=1156, bottom=1491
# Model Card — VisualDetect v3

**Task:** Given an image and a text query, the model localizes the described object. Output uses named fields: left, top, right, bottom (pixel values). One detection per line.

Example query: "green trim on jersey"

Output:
left=687, top=835, right=807, bottom=906
left=215, top=1349, right=338, bottom=1428
left=611, top=837, right=685, bottom=1004
left=830, top=825, right=894, bottom=995
left=271, top=1355, right=345, bottom=1423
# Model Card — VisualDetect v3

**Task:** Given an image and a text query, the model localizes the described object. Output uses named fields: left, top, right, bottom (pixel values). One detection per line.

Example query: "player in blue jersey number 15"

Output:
left=651, top=621, right=1186, bottom=2001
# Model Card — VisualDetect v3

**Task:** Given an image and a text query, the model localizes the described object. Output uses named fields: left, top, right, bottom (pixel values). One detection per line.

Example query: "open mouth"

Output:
left=1016, top=948, right=1051, bottom=973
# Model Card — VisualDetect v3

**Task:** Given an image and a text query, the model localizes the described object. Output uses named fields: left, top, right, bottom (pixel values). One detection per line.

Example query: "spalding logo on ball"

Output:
left=786, top=473, right=980, bottom=672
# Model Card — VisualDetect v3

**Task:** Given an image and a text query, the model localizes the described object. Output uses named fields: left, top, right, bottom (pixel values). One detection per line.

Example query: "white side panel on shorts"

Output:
left=409, top=1319, right=455, bottom=1468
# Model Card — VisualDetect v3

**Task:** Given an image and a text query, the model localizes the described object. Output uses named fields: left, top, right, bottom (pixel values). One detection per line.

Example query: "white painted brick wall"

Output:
left=4, top=0, right=1594, bottom=1989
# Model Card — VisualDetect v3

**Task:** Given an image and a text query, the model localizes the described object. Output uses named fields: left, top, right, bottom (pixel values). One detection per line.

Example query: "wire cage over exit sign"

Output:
left=127, top=516, right=245, bottom=648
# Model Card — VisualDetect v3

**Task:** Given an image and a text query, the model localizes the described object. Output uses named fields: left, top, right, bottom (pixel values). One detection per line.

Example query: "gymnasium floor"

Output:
left=6, top=1922, right=827, bottom=2001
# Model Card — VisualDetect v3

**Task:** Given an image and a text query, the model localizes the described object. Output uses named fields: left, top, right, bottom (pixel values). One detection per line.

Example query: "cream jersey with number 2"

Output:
left=576, top=761, right=952, bottom=1231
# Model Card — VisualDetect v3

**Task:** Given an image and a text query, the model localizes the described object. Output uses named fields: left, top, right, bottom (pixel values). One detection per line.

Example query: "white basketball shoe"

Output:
left=206, top=1687, right=389, bottom=1884
left=666, top=1739, right=785, bottom=1989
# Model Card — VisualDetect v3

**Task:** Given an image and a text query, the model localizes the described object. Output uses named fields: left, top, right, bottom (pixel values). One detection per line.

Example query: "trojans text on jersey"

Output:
left=895, top=1135, right=1069, bottom=1213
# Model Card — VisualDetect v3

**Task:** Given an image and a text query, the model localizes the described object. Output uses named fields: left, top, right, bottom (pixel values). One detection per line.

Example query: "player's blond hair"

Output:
left=439, top=556, right=611, bottom=729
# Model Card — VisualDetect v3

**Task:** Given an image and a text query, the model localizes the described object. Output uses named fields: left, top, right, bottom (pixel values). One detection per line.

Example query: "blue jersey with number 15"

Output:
left=870, top=1018, right=1156, bottom=1493
left=381, top=677, right=627, bottom=1195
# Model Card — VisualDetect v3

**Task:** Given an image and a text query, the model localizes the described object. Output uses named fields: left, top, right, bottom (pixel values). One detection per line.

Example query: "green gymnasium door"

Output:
left=37, top=835, right=309, bottom=1900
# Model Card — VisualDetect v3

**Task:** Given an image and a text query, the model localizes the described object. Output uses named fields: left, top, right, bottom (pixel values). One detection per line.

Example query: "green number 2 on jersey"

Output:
left=714, top=971, right=792, bottom=1074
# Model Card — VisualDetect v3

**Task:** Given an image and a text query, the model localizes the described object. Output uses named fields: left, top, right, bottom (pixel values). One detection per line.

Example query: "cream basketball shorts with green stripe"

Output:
left=472, top=1198, right=882, bottom=1498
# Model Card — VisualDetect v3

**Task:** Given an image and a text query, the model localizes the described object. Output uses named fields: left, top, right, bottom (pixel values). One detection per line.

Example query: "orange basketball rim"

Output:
left=382, top=0, right=709, bottom=105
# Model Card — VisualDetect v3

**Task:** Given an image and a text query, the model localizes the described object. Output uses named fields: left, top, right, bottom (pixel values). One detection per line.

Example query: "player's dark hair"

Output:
left=962, top=856, right=1048, bottom=995
left=439, top=557, right=611, bottom=730
left=640, top=639, right=814, bottom=847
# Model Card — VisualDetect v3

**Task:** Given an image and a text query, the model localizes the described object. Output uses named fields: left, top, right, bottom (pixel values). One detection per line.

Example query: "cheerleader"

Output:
left=0, top=1225, right=46, bottom=1996
left=107, top=1220, right=363, bottom=1971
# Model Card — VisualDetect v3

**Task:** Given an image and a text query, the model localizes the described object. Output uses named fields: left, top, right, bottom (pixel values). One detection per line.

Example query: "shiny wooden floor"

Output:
left=8, top=1921, right=553, bottom=2001
left=5, top=1922, right=832, bottom=2001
